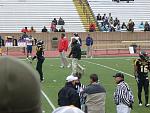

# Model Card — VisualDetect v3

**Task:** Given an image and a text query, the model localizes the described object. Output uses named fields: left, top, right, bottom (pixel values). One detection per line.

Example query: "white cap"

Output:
left=52, top=106, right=84, bottom=113
left=66, top=75, right=78, bottom=82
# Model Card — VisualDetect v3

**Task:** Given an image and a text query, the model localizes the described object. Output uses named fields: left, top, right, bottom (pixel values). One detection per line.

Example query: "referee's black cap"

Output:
left=113, top=72, right=124, bottom=79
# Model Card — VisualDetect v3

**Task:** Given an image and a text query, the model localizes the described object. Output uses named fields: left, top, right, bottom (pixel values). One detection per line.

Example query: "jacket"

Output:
left=83, top=83, right=106, bottom=113
left=58, top=37, right=68, bottom=52
left=86, top=37, right=93, bottom=46
left=58, top=82, right=81, bottom=108
left=69, top=43, right=81, bottom=60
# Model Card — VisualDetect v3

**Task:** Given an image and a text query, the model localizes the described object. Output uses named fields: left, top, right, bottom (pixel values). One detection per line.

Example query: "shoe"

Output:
left=139, top=103, right=142, bottom=106
left=60, top=65, right=64, bottom=68
left=82, top=68, right=85, bottom=75
left=67, top=63, right=71, bottom=68
left=145, top=104, right=150, bottom=107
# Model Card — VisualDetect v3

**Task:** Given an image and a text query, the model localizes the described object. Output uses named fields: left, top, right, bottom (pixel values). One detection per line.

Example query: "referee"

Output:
left=113, top=73, right=134, bottom=113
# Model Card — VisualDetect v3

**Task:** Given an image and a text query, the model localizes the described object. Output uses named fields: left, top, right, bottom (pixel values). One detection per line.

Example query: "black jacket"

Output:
left=69, top=43, right=81, bottom=60
left=58, top=82, right=81, bottom=108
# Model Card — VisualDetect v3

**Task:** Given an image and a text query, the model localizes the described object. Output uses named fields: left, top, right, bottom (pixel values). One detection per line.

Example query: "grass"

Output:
left=30, top=57, right=150, bottom=113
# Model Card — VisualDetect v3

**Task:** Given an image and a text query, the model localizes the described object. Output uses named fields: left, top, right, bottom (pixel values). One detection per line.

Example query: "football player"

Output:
left=134, top=51, right=150, bottom=107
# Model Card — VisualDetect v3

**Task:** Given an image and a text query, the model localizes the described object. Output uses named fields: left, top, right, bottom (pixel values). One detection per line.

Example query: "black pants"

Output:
left=137, top=77, right=149, bottom=104
left=36, top=58, right=45, bottom=81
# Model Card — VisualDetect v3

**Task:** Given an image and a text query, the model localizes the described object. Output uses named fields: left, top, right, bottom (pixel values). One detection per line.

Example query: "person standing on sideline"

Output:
left=68, top=38, right=84, bottom=75
left=26, top=35, right=34, bottom=59
left=82, top=74, right=106, bottom=113
left=134, top=51, right=150, bottom=107
left=32, top=40, right=45, bottom=82
left=85, top=34, right=93, bottom=58
left=113, top=72, right=134, bottom=113
left=58, top=33, right=71, bottom=68
left=58, top=75, right=81, bottom=108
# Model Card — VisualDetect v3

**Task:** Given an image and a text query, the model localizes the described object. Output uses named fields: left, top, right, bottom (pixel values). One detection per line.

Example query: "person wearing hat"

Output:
left=82, top=74, right=106, bottom=113
left=113, top=72, right=134, bottom=113
left=52, top=106, right=84, bottom=113
left=0, top=56, right=42, bottom=113
left=134, top=51, right=150, bottom=107
left=58, top=75, right=81, bottom=108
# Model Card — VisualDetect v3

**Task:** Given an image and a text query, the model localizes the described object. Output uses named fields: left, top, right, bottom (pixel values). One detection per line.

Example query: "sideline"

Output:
left=41, top=90, right=56, bottom=111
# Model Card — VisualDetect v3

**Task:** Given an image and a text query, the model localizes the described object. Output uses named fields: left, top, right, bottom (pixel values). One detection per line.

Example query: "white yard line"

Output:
left=41, top=90, right=56, bottom=111
left=83, top=60, right=134, bottom=78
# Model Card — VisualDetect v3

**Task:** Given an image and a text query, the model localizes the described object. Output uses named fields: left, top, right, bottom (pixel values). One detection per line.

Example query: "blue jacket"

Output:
left=86, top=36, right=93, bottom=46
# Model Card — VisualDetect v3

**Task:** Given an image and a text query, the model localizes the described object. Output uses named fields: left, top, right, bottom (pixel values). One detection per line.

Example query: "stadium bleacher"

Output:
left=88, top=0, right=150, bottom=31
left=0, top=0, right=85, bottom=32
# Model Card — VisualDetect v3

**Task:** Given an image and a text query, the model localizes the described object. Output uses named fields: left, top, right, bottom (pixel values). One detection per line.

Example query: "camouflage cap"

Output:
left=0, top=56, right=42, bottom=113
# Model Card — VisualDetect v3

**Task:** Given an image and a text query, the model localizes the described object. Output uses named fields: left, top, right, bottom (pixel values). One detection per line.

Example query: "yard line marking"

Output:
left=41, top=90, right=56, bottom=111
left=83, top=60, right=134, bottom=78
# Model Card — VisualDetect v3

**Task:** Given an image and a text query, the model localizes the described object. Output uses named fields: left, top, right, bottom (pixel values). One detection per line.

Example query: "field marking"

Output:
left=41, top=90, right=56, bottom=111
left=83, top=60, right=134, bottom=78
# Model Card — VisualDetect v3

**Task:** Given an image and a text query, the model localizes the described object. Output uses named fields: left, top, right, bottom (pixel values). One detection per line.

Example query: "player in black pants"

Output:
left=32, top=40, right=45, bottom=82
left=134, top=51, right=150, bottom=107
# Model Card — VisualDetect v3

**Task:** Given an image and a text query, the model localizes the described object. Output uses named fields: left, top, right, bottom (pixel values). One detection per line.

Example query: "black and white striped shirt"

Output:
left=114, top=81, right=134, bottom=107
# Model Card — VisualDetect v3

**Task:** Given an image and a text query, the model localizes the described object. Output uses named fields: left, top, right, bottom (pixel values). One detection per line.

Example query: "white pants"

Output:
left=86, top=46, right=92, bottom=58
left=116, top=104, right=131, bottom=113
left=59, top=51, right=69, bottom=67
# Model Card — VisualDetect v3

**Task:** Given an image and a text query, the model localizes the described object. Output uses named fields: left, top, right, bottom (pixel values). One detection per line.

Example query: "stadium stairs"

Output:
left=0, top=0, right=85, bottom=32
left=73, top=0, right=99, bottom=32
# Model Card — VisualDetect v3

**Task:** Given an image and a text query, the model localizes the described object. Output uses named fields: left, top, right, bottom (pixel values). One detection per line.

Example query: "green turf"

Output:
left=31, top=57, right=150, bottom=113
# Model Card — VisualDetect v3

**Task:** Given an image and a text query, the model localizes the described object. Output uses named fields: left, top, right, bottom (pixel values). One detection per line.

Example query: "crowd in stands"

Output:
left=20, top=17, right=65, bottom=33
left=96, top=13, right=150, bottom=32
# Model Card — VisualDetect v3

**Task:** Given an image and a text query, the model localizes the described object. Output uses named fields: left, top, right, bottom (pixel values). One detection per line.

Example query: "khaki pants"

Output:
left=60, top=51, right=69, bottom=67
left=72, top=58, right=84, bottom=74
left=86, top=46, right=92, bottom=58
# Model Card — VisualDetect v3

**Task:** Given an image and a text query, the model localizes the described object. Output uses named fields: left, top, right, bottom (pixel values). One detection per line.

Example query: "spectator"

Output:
left=21, top=32, right=28, bottom=39
left=85, top=34, right=93, bottom=58
left=114, top=17, right=120, bottom=27
left=59, top=26, right=65, bottom=32
left=41, top=26, right=48, bottom=32
left=29, top=26, right=36, bottom=32
left=109, top=17, right=114, bottom=25
left=58, top=17, right=65, bottom=25
left=127, top=19, right=135, bottom=32
left=52, top=106, right=84, bottom=113
left=89, top=23, right=96, bottom=32
left=58, top=75, right=81, bottom=108
left=58, top=33, right=70, bottom=68
left=102, top=14, right=107, bottom=21
left=116, top=23, right=121, bottom=32
left=21, top=27, right=29, bottom=33
left=109, top=24, right=116, bottom=32
left=50, top=22, right=56, bottom=32
left=121, top=22, right=127, bottom=30
left=0, top=56, right=42, bottom=113
left=82, top=74, right=106, bottom=113
left=97, top=13, right=102, bottom=21
left=52, top=18, right=57, bottom=25
left=113, top=72, right=134, bottom=113
left=144, top=21, right=150, bottom=31
left=54, top=28, right=58, bottom=32
left=138, top=21, right=144, bottom=29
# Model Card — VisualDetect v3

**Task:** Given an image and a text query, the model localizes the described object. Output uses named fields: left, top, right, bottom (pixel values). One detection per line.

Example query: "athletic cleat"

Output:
left=67, top=63, right=71, bottom=68
left=145, top=104, right=150, bottom=107
left=139, top=103, right=142, bottom=106
left=60, top=65, right=64, bottom=68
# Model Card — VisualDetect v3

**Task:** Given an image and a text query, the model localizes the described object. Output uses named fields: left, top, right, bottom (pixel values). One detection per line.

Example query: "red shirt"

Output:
left=21, top=28, right=29, bottom=33
left=58, top=37, right=68, bottom=52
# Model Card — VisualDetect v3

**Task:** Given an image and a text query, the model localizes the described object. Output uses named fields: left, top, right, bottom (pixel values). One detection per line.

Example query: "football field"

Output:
left=31, top=57, right=150, bottom=113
